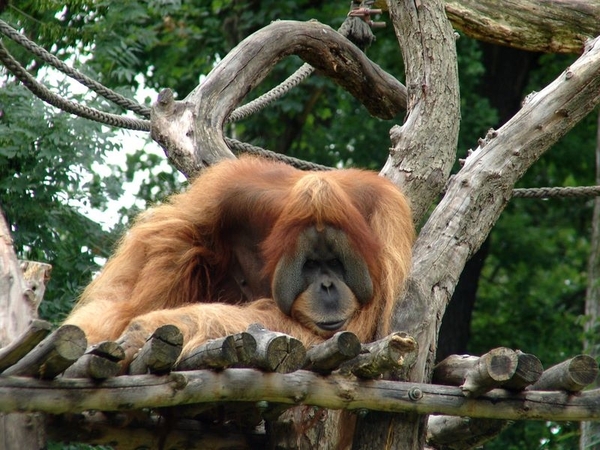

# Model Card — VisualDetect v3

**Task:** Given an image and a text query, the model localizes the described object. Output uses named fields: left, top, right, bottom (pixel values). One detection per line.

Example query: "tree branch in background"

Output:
left=376, top=0, right=600, bottom=53
left=151, top=20, right=407, bottom=178
left=445, top=0, right=600, bottom=53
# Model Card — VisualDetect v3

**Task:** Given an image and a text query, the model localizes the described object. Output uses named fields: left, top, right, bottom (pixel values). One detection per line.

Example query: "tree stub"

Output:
left=245, top=323, right=306, bottom=373
left=2, top=324, right=87, bottom=379
left=344, top=332, right=418, bottom=379
left=303, top=331, right=361, bottom=374
left=529, top=355, right=599, bottom=392
left=0, top=319, right=52, bottom=373
left=128, top=325, right=183, bottom=375
left=433, top=348, right=518, bottom=397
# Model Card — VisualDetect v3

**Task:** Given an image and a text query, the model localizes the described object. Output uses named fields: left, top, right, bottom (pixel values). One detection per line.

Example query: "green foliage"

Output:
left=47, top=443, right=111, bottom=450
left=0, top=81, right=122, bottom=321
left=455, top=35, right=499, bottom=158
left=1, top=3, right=183, bottom=323
left=481, top=421, right=580, bottom=450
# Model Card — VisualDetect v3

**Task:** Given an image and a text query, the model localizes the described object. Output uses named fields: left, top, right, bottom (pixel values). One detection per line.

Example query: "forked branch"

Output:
left=151, top=20, right=407, bottom=177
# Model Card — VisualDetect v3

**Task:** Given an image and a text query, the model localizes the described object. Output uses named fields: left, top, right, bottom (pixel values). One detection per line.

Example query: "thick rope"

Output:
left=0, top=18, right=295, bottom=123
left=0, top=40, right=151, bottom=131
left=225, top=138, right=331, bottom=171
left=0, top=18, right=314, bottom=124
left=227, top=63, right=315, bottom=123
left=512, top=186, right=600, bottom=199
left=0, top=8, right=374, bottom=128
left=0, top=40, right=328, bottom=170
left=0, top=19, right=152, bottom=118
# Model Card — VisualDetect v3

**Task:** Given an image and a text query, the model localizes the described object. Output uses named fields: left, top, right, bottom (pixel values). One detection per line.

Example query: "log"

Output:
left=245, top=324, right=306, bottom=373
left=303, top=331, right=361, bottom=374
left=232, top=331, right=258, bottom=365
left=343, top=332, right=417, bottom=379
left=0, top=319, right=52, bottom=373
left=176, top=331, right=257, bottom=370
left=62, top=341, right=125, bottom=379
left=177, top=335, right=237, bottom=370
left=426, top=415, right=511, bottom=449
left=433, top=348, right=518, bottom=397
left=502, top=351, right=543, bottom=391
left=129, top=325, right=183, bottom=375
left=2, top=324, right=86, bottom=379
left=2, top=369, right=600, bottom=422
left=530, top=355, right=599, bottom=392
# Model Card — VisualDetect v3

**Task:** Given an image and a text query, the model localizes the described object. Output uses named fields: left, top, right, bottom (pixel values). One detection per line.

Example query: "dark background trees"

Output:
left=0, top=1, right=597, bottom=448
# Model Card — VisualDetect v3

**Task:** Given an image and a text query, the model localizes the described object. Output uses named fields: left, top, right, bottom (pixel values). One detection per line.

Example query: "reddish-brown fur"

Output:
left=65, top=156, right=415, bottom=359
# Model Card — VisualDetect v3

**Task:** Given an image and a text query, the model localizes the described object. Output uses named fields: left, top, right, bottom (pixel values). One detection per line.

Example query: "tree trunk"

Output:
left=0, top=214, right=49, bottom=449
left=143, top=3, right=600, bottom=448
left=356, top=0, right=461, bottom=446
left=437, top=240, right=488, bottom=361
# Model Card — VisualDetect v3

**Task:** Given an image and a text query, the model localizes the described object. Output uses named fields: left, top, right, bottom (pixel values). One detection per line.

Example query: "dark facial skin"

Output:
left=271, top=226, right=373, bottom=334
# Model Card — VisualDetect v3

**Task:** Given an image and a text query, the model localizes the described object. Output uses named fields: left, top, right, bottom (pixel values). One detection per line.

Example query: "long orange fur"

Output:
left=65, top=156, right=415, bottom=358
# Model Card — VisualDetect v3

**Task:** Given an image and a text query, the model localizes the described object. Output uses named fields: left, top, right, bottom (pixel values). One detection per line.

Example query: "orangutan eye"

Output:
left=304, top=259, right=319, bottom=270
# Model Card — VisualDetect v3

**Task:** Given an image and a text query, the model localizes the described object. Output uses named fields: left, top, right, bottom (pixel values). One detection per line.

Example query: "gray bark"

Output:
left=0, top=215, right=49, bottom=449
left=445, top=0, right=600, bottom=53
left=0, top=369, right=599, bottom=422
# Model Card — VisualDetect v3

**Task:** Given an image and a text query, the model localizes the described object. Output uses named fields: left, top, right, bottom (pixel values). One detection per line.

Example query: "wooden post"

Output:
left=0, top=212, right=51, bottom=449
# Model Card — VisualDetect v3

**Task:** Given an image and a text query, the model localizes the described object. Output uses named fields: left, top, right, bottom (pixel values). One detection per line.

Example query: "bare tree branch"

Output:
left=376, top=0, right=600, bottom=53
left=151, top=20, right=407, bottom=178
left=446, top=0, right=600, bottom=53
left=398, top=35, right=600, bottom=391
